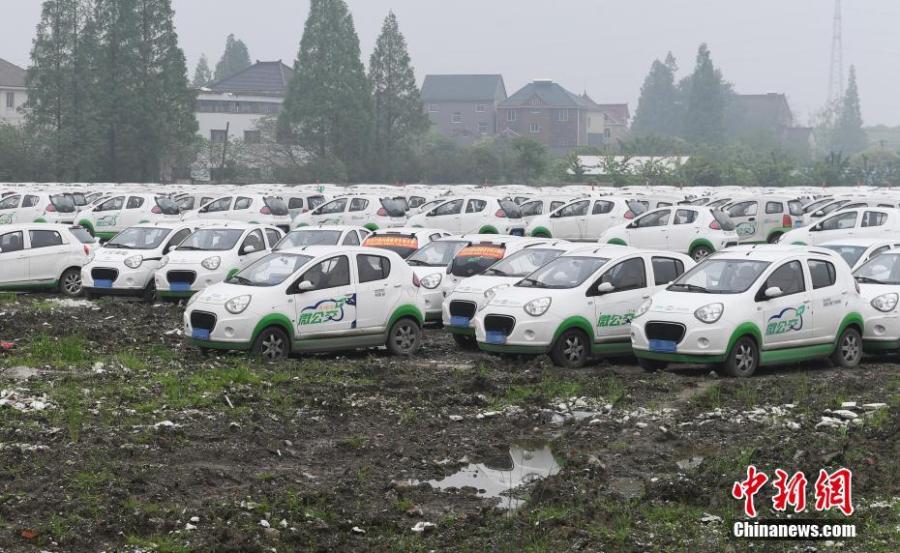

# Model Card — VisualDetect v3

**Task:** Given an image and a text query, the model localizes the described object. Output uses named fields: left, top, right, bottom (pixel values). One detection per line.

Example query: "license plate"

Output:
left=485, top=331, right=507, bottom=345
left=94, top=279, right=113, bottom=288
left=649, top=339, right=677, bottom=353
left=450, top=316, right=470, bottom=328
left=510, top=228, right=525, bottom=236
left=171, top=282, right=191, bottom=292
left=192, top=328, right=210, bottom=340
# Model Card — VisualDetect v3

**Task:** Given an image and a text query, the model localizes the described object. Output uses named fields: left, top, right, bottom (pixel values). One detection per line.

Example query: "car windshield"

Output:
left=822, top=245, right=867, bottom=268
left=484, top=248, right=565, bottom=277
left=177, top=228, right=244, bottom=251
left=820, top=200, right=849, bottom=215
left=155, top=197, right=181, bottom=215
left=406, top=240, right=467, bottom=267
left=803, top=198, right=832, bottom=213
left=517, top=256, right=609, bottom=289
left=363, top=234, right=419, bottom=258
left=854, top=253, right=900, bottom=285
left=264, top=196, right=289, bottom=216
left=50, top=194, right=76, bottom=213
left=448, top=245, right=506, bottom=277
left=276, top=230, right=342, bottom=249
left=104, top=227, right=172, bottom=249
left=669, top=259, right=770, bottom=294
left=229, top=253, right=313, bottom=287
left=788, top=200, right=804, bottom=216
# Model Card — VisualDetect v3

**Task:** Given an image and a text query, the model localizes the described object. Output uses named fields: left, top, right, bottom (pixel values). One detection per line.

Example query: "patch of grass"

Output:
left=692, top=383, right=723, bottom=410
left=115, top=351, right=149, bottom=371
left=394, top=498, right=413, bottom=513
left=865, top=408, right=891, bottom=429
left=595, top=376, right=625, bottom=405
left=24, top=334, right=88, bottom=367
left=125, top=535, right=191, bottom=553
left=0, top=291, right=17, bottom=304
left=734, top=384, right=758, bottom=407
left=50, top=381, right=87, bottom=443
left=501, top=378, right=583, bottom=407
left=340, top=435, right=368, bottom=449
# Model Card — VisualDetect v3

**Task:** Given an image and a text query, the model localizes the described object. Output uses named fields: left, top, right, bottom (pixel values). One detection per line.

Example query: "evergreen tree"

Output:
left=833, top=66, right=868, bottom=155
left=631, top=51, right=680, bottom=137
left=213, top=33, right=251, bottom=81
left=683, top=44, right=729, bottom=145
left=192, top=54, right=212, bottom=87
left=368, top=11, right=429, bottom=182
left=279, top=0, right=372, bottom=181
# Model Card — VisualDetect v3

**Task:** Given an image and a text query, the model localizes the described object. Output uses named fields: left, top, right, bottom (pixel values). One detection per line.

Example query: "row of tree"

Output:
left=191, top=33, right=252, bottom=88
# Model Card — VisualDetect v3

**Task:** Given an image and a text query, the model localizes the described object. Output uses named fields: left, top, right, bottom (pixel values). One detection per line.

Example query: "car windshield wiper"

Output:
left=855, top=276, right=888, bottom=284
left=406, top=259, right=428, bottom=266
left=228, top=275, right=253, bottom=285
left=669, top=283, right=711, bottom=293
left=518, top=277, right=546, bottom=288
left=485, top=268, right=508, bottom=276
left=176, top=245, right=199, bottom=250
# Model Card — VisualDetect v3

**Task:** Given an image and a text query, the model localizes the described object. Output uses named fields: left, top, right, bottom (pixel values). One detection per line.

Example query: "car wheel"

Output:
left=690, top=245, right=713, bottom=261
left=767, top=232, right=782, bottom=244
left=387, top=318, right=422, bottom=355
left=59, top=268, right=83, bottom=297
left=452, top=333, right=478, bottom=350
left=252, top=327, right=290, bottom=362
left=638, top=357, right=667, bottom=372
left=142, top=281, right=157, bottom=303
left=830, top=327, right=862, bottom=368
left=720, top=336, right=758, bottom=377
left=550, top=329, right=589, bottom=368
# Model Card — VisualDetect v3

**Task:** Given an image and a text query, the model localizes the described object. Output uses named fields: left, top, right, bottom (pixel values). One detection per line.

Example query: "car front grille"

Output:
left=91, top=268, right=118, bottom=281
left=167, top=270, right=197, bottom=284
left=510, top=228, right=525, bottom=236
left=449, top=300, right=477, bottom=318
left=645, top=322, right=686, bottom=343
left=190, top=311, right=217, bottom=332
left=725, top=242, right=738, bottom=248
left=484, top=315, right=516, bottom=335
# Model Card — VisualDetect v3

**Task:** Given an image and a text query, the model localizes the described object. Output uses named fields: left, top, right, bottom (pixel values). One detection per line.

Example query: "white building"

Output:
left=0, top=58, right=27, bottom=127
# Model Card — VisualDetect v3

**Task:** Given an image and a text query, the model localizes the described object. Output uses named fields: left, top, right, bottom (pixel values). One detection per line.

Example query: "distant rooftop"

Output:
left=0, top=58, right=27, bottom=88
left=203, top=60, right=294, bottom=96
left=501, top=80, right=597, bottom=109
left=421, top=74, right=506, bottom=102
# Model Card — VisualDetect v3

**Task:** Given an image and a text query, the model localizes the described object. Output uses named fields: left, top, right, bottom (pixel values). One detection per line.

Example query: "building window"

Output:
left=557, top=110, right=569, bottom=122
left=450, top=112, right=463, bottom=124
left=427, top=104, right=439, bottom=113
left=476, top=104, right=487, bottom=113
left=530, top=123, right=541, bottom=134
left=5, top=92, right=13, bottom=109
left=506, top=110, right=517, bottom=122
left=604, top=128, right=611, bottom=139
left=244, top=130, right=261, bottom=144
left=210, top=130, right=228, bottom=143
left=478, top=121, right=489, bottom=134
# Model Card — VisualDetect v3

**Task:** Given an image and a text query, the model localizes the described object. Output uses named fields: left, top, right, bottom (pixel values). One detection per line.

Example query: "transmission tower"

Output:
left=827, top=0, right=844, bottom=107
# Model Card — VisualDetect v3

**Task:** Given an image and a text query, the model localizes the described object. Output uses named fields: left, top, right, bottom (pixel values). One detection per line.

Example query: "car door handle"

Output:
left=393, top=284, right=402, bottom=288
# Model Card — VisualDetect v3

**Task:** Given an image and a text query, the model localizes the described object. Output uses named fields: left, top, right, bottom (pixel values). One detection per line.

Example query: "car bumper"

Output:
left=155, top=266, right=229, bottom=296
left=82, top=265, right=154, bottom=292
left=183, top=307, right=255, bottom=349
left=473, top=308, right=558, bottom=352
left=860, top=308, right=900, bottom=352
left=631, top=314, right=733, bottom=363
left=420, top=288, right=444, bottom=320
left=442, top=291, right=485, bottom=334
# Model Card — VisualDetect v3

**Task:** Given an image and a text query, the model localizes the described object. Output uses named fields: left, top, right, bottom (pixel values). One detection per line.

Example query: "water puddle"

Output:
left=424, top=445, right=560, bottom=510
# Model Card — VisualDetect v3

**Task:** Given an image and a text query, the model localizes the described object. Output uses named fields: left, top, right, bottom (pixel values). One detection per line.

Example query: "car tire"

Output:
left=252, top=327, right=290, bottom=362
left=59, top=268, right=83, bottom=297
left=638, top=357, right=667, bottom=372
left=690, top=245, right=713, bottom=261
left=830, top=327, right=862, bottom=368
left=142, top=281, right=157, bottom=304
left=452, top=333, right=478, bottom=350
left=720, top=336, right=758, bottom=377
left=550, top=329, right=590, bottom=368
left=767, top=232, right=782, bottom=244
left=387, top=317, right=422, bottom=356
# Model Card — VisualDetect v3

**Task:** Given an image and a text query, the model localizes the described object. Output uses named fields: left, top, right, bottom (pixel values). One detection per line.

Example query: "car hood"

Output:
left=858, top=283, right=899, bottom=302
left=644, top=290, right=736, bottom=315
left=93, top=248, right=160, bottom=263
left=485, top=286, right=572, bottom=309
left=452, top=274, right=519, bottom=294
left=167, top=251, right=230, bottom=264
left=192, top=282, right=244, bottom=305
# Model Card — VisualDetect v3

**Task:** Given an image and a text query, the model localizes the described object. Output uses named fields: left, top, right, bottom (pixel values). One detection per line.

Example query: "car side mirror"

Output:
left=764, top=286, right=783, bottom=299
left=241, top=245, right=257, bottom=255
left=814, top=210, right=823, bottom=216
left=298, top=280, right=314, bottom=292
left=595, top=281, right=615, bottom=294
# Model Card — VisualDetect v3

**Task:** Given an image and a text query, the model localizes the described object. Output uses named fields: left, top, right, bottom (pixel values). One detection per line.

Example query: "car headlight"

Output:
left=159, top=255, right=169, bottom=268
left=201, top=256, right=221, bottom=271
left=483, top=284, right=509, bottom=303
left=124, top=255, right=143, bottom=269
left=420, top=273, right=442, bottom=289
left=225, top=295, right=252, bottom=314
left=694, top=302, right=724, bottom=324
left=871, top=292, right=898, bottom=313
left=524, top=297, right=552, bottom=317
left=634, top=298, right=652, bottom=319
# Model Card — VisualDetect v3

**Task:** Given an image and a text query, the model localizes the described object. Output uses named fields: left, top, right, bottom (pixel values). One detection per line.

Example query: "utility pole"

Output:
left=827, top=0, right=844, bottom=109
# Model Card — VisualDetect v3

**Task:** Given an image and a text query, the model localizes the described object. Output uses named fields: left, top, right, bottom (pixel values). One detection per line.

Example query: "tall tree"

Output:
left=279, top=0, right=372, bottom=181
left=832, top=66, right=867, bottom=155
left=683, top=44, right=729, bottom=145
left=192, top=54, right=212, bottom=87
left=213, top=33, right=251, bottom=81
left=368, top=11, right=429, bottom=182
left=631, top=52, right=680, bottom=138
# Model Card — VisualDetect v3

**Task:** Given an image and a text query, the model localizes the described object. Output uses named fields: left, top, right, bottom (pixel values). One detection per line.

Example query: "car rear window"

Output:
left=449, top=245, right=506, bottom=277
left=380, top=198, right=407, bottom=217
left=626, top=199, right=648, bottom=215
left=50, top=194, right=76, bottom=213
left=155, top=197, right=181, bottom=215
left=69, top=226, right=97, bottom=244
left=711, top=210, right=736, bottom=231
left=498, top=200, right=522, bottom=219
left=264, top=197, right=290, bottom=216
left=788, top=200, right=804, bottom=216
left=307, top=195, right=326, bottom=210
left=363, top=234, right=419, bottom=258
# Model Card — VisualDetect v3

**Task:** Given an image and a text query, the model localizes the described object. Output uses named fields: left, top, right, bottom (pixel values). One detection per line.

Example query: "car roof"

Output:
left=712, top=244, right=839, bottom=262
left=291, top=225, right=363, bottom=232
left=370, top=227, right=445, bottom=235
left=562, top=244, right=643, bottom=258
left=0, top=223, right=77, bottom=231
left=276, top=245, right=403, bottom=258
left=821, top=238, right=894, bottom=247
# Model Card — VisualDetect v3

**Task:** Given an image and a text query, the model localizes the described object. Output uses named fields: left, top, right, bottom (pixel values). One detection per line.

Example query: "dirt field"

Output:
left=0, top=293, right=897, bottom=552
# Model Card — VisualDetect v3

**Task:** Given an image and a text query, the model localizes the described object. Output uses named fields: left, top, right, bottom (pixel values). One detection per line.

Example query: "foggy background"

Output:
left=4, top=0, right=899, bottom=125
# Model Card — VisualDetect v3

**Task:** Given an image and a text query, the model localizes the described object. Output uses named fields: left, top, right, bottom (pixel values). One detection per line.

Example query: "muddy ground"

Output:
left=0, top=293, right=897, bottom=552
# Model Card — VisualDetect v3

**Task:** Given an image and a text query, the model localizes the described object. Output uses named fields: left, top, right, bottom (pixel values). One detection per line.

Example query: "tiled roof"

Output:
left=0, top=58, right=26, bottom=88
left=500, top=80, right=596, bottom=109
left=204, top=61, right=294, bottom=96
left=421, top=74, right=506, bottom=102
left=592, top=103, right=631, bottom=125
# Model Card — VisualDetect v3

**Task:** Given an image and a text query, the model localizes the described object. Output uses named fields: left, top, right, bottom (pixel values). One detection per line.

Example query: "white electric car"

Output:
left=0, top=192, right=80, bottom=225
left=443, top=240, right=575, bottom=348
left=183, top=246, right=425, bottom=360
left=81, top=222, right=200, bottom=301
left=274, top=225, right=371, bottom=250
left=631, top=245, right=865, bottom=377
left=526, top=197, right=646, bottom=240
left=724, top=196, right=804, bottom=243
left=780, top=208, right=900, bottom=246
left=75, top=193, right=182, bottom=239
left=291, top=195, right=407, bottom=230
left=854, top=251, right=900, bottom=354
left=185, top=194, right=292, bottom=232
left=472, top=246, right=694, bottom=367
left=821, top=239, right=896, bottom=271
left=154, top=222, right=282, bottom=299
left=406, top=196, right=526, bottom=235
left=0, top=224, right=96, bottom=296
left=362, top=227, right=452, bottom=259
left=600, top=206, right=739, bottom=261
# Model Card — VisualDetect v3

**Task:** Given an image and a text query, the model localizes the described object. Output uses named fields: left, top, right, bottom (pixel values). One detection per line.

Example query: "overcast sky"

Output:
left=4, top=0, right=899, bottom=125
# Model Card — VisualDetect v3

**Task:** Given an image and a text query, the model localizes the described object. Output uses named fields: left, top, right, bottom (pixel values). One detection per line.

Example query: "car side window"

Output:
left=0, top=196, right=19, bottom=209
left=808, top=260, right=836, bottom=289
left=165, top=229, right=192, bottom=254
left=673, top=210, right=697, bottom=225
left=357, top=254, right=391, bottom=283
left=342, top=231, right=360, bottom=246
left=234, top=197, right=253, bottom=210
left=240, top=230, right=265, bottom=254
left=817, top=211, right=857, bottom=231
left=204, top=197, right=232, bottom=213
left=761, top=260, right=805, bottom=297
left=555, top=200, right=589, bottom=218
left=430, top=199, right=463, bottom=216
left=126, top=196, right=144, bottom=209
left=22, top=195, right=39, bottom=208
left=98, top=196, right=125, bottom=211
left=634, top=210, right=670, bottom=228
left=598, top=257, right=647, bottom=292
left=0, top=231, right=24, bottom=253
left=29, top=230, right=63, bottom=249
left=870, top=245, right=890, bottom=259
left=465, top=199, right=487, bottom=213
left=316, top=198, right=347, bottom=214
left=728, top=201, right=758, bottom=217
left=651, top=256, right=685, bottom=285
left=765, top=202, right=783, bottom=214
left=349, top=198, right=369, bottom=212
left=265, top=228, right=282, bottom=247
left=301, top=256, right=350, bottom=291
left=288, top=198, right=304, bottom=209
left=592, top=201, right=613, bottom=215
left=861, top=211, right=887, bottom=227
